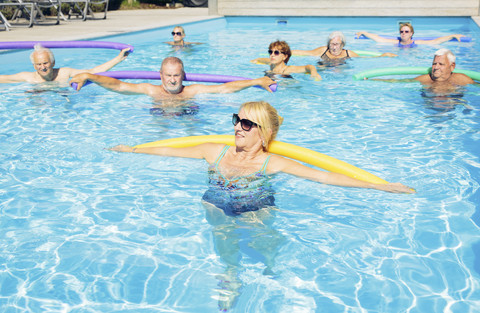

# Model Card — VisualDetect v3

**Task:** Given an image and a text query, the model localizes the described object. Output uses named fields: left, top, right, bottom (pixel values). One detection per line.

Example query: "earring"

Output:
left=262, top=140, right=266, bottom=147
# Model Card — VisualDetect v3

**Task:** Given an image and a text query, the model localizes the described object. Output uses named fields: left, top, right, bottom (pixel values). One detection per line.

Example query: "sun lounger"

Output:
left=10, top=0, right=60, bottom=25
left=0, top=0, right=35, bottom=29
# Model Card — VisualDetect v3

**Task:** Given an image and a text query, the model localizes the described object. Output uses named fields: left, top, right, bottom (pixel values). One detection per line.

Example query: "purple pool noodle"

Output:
left=70, top=71, right=277, bottom=92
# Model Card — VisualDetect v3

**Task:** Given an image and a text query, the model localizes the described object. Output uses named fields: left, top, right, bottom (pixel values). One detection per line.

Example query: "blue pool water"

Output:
left=1, top=16, right=480, bottom=312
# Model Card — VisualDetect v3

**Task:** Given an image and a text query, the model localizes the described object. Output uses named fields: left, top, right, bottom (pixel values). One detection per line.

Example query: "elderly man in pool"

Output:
left=0, top=44, right=130, bottom=84
left=415, top=48, right=474, bottom=86
left=367, top=49, right=474, bottom=90
left=70, top=57, right=276, bottom=100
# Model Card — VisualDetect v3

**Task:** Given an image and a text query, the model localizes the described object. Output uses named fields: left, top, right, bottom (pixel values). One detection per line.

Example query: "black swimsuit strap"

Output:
left=321, top=48, right=329, bottom=58
left=322, top=48, right=349, bottom=59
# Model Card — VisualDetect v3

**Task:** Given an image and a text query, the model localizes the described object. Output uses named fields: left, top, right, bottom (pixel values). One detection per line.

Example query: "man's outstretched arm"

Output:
left=186, top=76, right=276, bottom=95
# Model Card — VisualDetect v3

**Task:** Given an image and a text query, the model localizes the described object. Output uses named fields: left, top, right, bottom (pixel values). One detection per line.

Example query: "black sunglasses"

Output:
left=232, top=113, right=259, bottom=131
left=171, top=31, right=183, bottom=36
left=400, top=30, right=410, bottom=33
left=268, top=49, right=283, bottom=56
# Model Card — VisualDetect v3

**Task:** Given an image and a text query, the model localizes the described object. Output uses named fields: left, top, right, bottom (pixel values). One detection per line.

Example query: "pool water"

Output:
left=1, top=16, right=480, bottom=312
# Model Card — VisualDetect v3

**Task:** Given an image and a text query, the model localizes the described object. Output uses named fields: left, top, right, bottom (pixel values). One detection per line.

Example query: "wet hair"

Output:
left=173, top=26, right=185, bottom=35
left=268, top=40, right=292, bottom=64
left=434, top=48, right=456, bottom=64
left=239, top=101, right=283, bottom=151
left=30, top=44, right=55, bottom=64
left=327, top=31, right=346, bottom=48
left=160, top=56, right=185, bottom=76
left=399, top=22, right=414, bottom=35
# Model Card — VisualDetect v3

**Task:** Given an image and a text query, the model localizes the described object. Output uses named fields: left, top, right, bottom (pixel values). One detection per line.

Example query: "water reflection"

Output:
left=24, top=85, right=74, bottom=106
left=149, top=104, right=200, bottom=117
left=203, top=202, right=286, bottom=311
left=420, top=85, right=473, bottom=121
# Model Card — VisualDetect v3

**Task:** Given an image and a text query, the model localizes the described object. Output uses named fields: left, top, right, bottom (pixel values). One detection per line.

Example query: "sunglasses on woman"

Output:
left=268, top=49, right=283, bottom=56
left=171, top=32, right=183, bottom=36
left=400, top=30, right=410, bottom=33
left=232, top=113, right=259, bottom=131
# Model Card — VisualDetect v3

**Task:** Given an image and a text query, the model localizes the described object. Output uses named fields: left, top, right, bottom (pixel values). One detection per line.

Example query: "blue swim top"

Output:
left=397, top=38, right=417, bottom=48
left=202, top=145, right=275, bottom=216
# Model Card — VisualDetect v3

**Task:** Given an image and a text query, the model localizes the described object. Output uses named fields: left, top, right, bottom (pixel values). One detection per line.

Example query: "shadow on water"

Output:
left=23, top=85, right=77, bottom=107
left=166, top=44, right=205, bottom=58
left=420, top=85, right=474, bottom=122
left=461, top=120, right=480, bottom=276
left=149, top=103, right=200, bottom=117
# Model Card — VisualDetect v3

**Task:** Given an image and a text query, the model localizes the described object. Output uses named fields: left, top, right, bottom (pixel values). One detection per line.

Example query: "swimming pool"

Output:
left=1, top=16, right=480, bottom=312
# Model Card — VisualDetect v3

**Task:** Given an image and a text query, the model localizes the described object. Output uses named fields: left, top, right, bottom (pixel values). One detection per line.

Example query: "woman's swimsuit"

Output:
left=318, top=48, right=350, bottom=66
left=397, top=38, right=417, bottom=48
left=265, top=72, right=293, bottom=80
left=202, top=146, right=275, bottom=216
left=265, top=65, right=293, bottom=80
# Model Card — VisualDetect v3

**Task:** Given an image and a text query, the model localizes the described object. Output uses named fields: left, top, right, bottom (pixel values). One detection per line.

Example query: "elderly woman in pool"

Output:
left=110, top=101, right=414, bottom=212
left=250, top=40, right=322, bottom=80
left=292, top=31, right=397, bottom=64
left=356, top=22, right=466, bottom=48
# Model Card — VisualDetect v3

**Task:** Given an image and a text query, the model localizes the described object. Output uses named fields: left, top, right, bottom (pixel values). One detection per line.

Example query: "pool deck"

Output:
left=2, top=9, right=480, bottom=42
left=0, top=7, right=218, bottom=41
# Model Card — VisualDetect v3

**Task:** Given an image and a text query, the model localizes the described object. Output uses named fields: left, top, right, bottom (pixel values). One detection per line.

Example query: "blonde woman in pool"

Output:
left=356, top=22, right=466, bottom=48
left=165, top=26, right=203, bottom=47
left=110, top=101, right=414, bottom=310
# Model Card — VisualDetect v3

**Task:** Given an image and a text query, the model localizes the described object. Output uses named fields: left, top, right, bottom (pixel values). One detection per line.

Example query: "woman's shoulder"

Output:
left=201, top=143, right=229, bottom=164
left=264, top=153, right=296, bottom=173
left=312, top=46, right=328, bottom=55
left=346, top=49, right=359, bottom=57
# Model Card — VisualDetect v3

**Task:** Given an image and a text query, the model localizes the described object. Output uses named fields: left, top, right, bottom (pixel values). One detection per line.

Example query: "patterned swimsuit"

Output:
left=202, top=146, right=275, bottom=216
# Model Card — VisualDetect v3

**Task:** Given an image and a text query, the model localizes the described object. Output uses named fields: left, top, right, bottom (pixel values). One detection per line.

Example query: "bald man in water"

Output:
left=367, top=48, right=474, bottom=93
left=71, top=56, right=276, bottom=102
left=0, top=44, right=130, bottom=84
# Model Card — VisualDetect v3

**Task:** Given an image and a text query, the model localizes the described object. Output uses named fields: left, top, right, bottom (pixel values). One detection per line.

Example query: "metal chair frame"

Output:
left=85, top=0, right=108, bottom=20
left=0, top=0, right=34, bottom=29
left=10, top=0, right=60, bottom=25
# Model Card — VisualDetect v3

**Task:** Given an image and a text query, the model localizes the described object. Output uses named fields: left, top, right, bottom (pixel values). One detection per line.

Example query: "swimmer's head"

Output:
left=160, top=57, right=185, bottom=77
left=434, top=48, right=456, bottom=64
left=172, top=26, right=185, bottom=35
left=399, top=22, right=414, bottom=35
left=268, top=40, right=292, bottom=64
left=30, top=44, right=56, bottom=79
left=160, top=57, right=185, bottom=94
left=239, top=101, right=283, bottom=151
left=431, top=48, right=456, bottom=81
left=172, top=26, right=186, bottom=42
left=327, top=31, right=346, bottom=48
left=30, top=44, right=55, bottom=65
